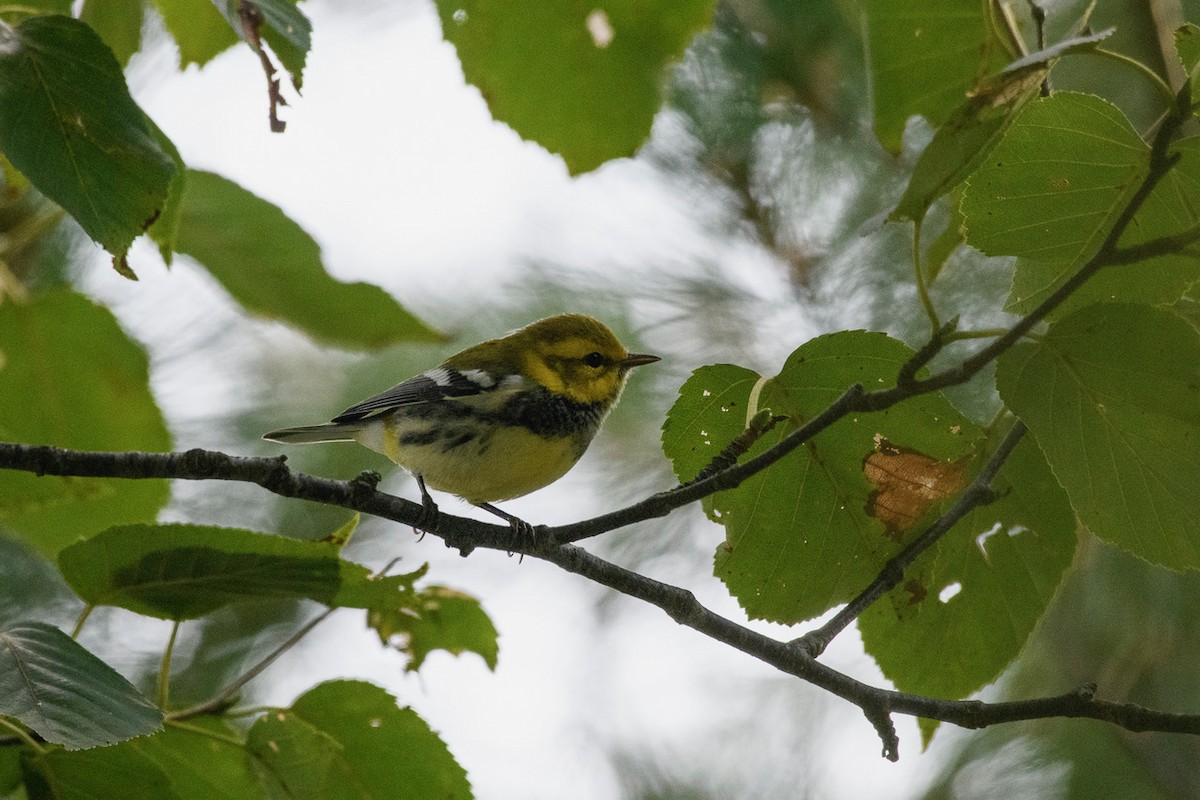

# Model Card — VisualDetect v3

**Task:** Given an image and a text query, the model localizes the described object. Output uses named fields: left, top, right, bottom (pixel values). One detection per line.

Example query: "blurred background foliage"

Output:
left=3, top=0, right=1200, bottom=797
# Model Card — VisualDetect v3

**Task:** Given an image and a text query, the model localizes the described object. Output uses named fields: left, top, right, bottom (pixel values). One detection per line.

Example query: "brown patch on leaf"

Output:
left=903, top=578, right=927, bottom=606
left=863, top=436, right=969, bottom=539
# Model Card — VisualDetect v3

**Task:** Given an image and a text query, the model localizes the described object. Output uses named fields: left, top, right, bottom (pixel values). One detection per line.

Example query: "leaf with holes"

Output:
left=663, top=333, right=981, bottom=623
left=369, top=585, right=499, bottom=672
left=860, top=434, right=1076, bottom=715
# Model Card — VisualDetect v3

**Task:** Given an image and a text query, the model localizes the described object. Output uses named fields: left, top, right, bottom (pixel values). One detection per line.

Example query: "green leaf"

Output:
left=434, top=0, right=714, bottom=174
left=58, top=523, right=421, bottom=620
left=369, top=585, right=499, bottom=672
left=175, top=170, right=440, bottom=348
left=962, top=93, right=1148, bottom=267
left=0, top=289, right=170, bottom=557
left=325, top=513, right=359, bottom=550
left=247, top=681, right=471, bottom=800
left=0, top=622, right=163, bottom=749
left=1009, top=136, right=1200, bottom=318
left=21, top=743, right=178, bottom=799
left=997, top=304, right=1200, bottom=570
left=81, top=0, right=145, bottom=68
left=126, top=718, right=262, bottom=800
left=0, top=15, right=176, bottom=260
left=861, top=0, right=1009, bottom=153
left=247, top=712, right=360, bottom=800
left=1176, top=23, right=1200, bottom=111
left=859, top=435, right=1076, bottom=703
left=152, top=0, right=240, bottom=68
left=663, top=335, right=981, bottom=624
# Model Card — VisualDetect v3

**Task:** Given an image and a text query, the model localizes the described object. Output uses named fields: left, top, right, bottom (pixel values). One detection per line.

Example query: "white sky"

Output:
left=74, top=2, right=977, bottom=797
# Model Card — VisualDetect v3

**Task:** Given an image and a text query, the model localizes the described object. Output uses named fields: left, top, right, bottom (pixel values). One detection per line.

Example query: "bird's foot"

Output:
left=413, top=475, right=440, bottom=538
left=477, top=501, right=539, bottom=558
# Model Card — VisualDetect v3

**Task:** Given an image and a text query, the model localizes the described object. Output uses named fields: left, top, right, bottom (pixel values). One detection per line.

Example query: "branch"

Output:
left=5, top=441, right=1200, bottom=761
left=523, top=525, right=1200, bottom=761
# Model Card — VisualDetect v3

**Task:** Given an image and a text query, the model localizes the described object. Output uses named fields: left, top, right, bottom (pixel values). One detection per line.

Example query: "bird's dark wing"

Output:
left=330, top=367, right=507, bottom=423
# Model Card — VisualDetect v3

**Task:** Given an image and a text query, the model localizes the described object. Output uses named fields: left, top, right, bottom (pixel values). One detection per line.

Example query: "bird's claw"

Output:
left=413, top=475, right=439, bottom=537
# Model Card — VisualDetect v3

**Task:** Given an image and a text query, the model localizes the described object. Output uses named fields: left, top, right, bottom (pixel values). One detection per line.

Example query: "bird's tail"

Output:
left=262, top=423, right=364, bottom=445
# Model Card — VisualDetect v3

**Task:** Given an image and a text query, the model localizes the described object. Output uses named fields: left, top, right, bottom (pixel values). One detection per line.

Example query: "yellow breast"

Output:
left=353, top=416, right=591, bottom=504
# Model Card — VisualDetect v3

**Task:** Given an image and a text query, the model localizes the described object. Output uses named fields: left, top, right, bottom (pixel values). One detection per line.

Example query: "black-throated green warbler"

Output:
left=263, top=314, right=659, bottom=525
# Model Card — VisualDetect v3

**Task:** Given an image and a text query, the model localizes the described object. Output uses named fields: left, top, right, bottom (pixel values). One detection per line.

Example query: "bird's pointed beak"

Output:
left=621, top=352, right=660, bottom=369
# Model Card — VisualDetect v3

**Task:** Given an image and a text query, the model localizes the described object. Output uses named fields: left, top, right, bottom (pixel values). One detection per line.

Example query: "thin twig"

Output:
left=238, top=1, right=288, bottom=132
left=168, top=608, right=335, bottom=721
left=683, top=410, right=788, bottom=486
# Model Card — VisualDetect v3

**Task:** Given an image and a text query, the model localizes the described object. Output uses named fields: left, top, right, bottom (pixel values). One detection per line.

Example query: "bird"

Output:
left=263, top=314, right=659, bottom=530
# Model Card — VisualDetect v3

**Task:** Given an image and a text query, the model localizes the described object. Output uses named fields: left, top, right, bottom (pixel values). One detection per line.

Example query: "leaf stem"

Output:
left=70, top=604, right=95, bottom=639
left=912, top=220, right=941, bottom=333
left=991, top=0, right=1028, bottom=59
left=158, top=621, right=181, bottom=709
left=220, top=705, right=273, bottom=718
left=943, top=326, right=1014, bottom=341
left=164, top=718, right=245, bottom=748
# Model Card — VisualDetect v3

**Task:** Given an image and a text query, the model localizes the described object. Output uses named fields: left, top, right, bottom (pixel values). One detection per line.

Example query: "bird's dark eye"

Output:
left=582, top=352, right=605, bottom=368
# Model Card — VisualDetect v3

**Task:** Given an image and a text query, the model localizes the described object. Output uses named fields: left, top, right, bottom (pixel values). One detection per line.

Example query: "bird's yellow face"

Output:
left=523, top=335, right=630, bottom=405
left=515, top=315, right=658, bottom=406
